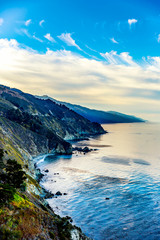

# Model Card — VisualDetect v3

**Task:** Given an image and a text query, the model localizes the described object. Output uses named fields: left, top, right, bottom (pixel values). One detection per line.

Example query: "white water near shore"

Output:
left=38, top=122, right=160, bottom=240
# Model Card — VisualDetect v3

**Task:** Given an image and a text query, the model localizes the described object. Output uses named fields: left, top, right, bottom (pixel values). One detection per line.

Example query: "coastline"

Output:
left=33, top=140, right=101, bottom=239
left=38, top=122, right=160, bottom=240
left=32, top=142, right=99, bottom=239
left=0, top=147, right=92, bottom=240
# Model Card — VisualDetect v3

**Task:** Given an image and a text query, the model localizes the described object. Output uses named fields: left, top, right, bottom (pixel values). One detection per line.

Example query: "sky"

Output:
left=0, top=0, right=160, bottom=121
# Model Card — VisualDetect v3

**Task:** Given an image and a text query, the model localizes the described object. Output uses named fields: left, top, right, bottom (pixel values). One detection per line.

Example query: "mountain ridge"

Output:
left=0, top=85, right=103, bottom=239
left=0, top=84, right=105, bottom=159
left=36, top=95, right=145, bottom=124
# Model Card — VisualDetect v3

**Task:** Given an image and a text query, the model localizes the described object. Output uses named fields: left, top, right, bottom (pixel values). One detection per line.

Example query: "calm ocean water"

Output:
left=38, top=122, right=160, bottom=240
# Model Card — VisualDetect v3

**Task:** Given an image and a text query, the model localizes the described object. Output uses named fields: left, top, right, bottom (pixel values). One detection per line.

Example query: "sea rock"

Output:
left=55, top=191, right=62, bottom=196
left=72, top=146, right=93, bottom=153
left=43, top=188, right=54, bottom=199
left=83, top=147, right=90, bottom=153
left=44, top=192, right=54, bottom=199
left=66, top=216, right=73, bottom=222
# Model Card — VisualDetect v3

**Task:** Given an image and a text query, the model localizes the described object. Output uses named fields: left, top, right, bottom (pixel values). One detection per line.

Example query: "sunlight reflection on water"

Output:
left=39, top=122, right=160, bottom=240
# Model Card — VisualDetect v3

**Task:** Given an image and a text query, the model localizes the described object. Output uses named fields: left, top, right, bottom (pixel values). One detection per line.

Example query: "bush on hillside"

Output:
left=5, top=159, right=27, bottom=189
left=0, top=149, right=27, bottom=206
left=0, top=183, right=16, bottom=206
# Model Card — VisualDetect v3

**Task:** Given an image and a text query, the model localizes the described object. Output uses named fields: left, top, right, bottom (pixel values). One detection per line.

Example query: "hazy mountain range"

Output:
left=37, top=96, right=145, bottom=124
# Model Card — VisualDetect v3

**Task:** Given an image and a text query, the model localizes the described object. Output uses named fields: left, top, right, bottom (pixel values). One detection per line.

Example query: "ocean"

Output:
left=38, top=122, right=160, bottom=240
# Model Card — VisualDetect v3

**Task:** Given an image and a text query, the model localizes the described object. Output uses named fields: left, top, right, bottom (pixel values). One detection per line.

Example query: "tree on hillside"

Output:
left=0, top=152, right=27, bottom=205
left=0, top=148, right=4, bottom=160
left=5, top=159, right=26, bottom=189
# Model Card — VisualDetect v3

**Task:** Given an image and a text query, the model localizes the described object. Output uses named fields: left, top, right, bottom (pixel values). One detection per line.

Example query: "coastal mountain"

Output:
left=0, top=85, right=101, bottom=239
left=0, top=85, right=105, bottom=159
left=0, top=84, right=143, bottom=239
left=37, top=96, right=145, bottom=124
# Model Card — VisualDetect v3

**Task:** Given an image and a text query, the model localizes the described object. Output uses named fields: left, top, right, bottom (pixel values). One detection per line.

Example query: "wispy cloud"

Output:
left=18, top=28, right=43, bottom=43
left=0, top=18, right=4, bottom=26
left=85, top=45, right=98, bottom=53
left=33, top=34, right=43, bottom=43
left=100, top=50, right=118, bottom=64
left=58, top=33, right=81, bottom=50
left=25, top=19, right=32, bottom=26
left=110, top=38, right=119, bottom=44
left=44, top=33, right=55, bottom=42
left=39, top=19, right=45, bottom=27
left=157, top=34, right=160, bottom=43
left=128, top=19, right=138, bottom=26
left=100, top=51, right=136, bottom=66
left=19, top=28, right=31, bottom=38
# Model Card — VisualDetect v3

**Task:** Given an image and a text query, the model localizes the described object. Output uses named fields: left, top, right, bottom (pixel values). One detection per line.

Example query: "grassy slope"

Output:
left=0, top=190, right=87, bottom=240
left=0, top=122, right=90, bottom=240
left=0, top=145, right=90, bottom=240
left=0, top=86, right=97, bottom=239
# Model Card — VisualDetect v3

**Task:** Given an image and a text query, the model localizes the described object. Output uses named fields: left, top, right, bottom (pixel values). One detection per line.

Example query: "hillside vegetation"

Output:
left=0, top=150, right=90, bottom=240
left=0, top=85, right=105, bottom=239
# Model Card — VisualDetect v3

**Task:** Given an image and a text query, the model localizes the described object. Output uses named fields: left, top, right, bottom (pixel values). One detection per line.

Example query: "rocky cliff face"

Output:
left=0, top=149, right=91, bottom=240
left=0, top=85, right=99, bottom=239
left=0, top=85, right=105, bottom=160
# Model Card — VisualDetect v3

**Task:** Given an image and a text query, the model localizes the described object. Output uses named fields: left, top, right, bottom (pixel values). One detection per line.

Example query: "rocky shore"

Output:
left=0, top=148, right=92, bottom=240
left=0, top=85, right=106, bottom=239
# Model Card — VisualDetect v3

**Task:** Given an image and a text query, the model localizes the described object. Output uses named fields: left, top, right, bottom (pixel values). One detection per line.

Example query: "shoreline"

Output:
left=33, top=149, right=94, bottom=239
left=33, top=140, right=101, bottom=236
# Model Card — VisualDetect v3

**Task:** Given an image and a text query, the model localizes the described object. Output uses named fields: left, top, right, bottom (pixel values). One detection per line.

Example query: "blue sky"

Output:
left=1, top=0, right=160, bottom=59
left=0, top=0, right=160, bottom=121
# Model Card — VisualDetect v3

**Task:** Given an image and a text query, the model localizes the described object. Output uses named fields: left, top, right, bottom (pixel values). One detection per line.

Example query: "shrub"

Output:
left=0, top=148, right=4, bottom=160
left=5, top=159, right=27, bottom=189
left=0, top=184, right=16, bottom=206
left=0, top=227, right=21, bottom=240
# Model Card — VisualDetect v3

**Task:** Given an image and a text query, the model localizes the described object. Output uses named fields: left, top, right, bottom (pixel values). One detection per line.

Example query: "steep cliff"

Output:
left=0, top=150, right=90, bottom=240
left=0, top=85, right=105, bottom=138
left=0, top=85, right=105, bottom=159
left=0, top=85, right=98, bottom=239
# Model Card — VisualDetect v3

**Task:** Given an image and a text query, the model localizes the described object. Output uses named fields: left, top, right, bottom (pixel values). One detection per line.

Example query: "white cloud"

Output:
left=0, top=38, right=160, bottom=121
left=58, top=33, right=81, bottom=50
left=110, top=38, right=119, bottom=44
left=85, top=45, right=98, bottom=53
left=157, top=34, right=160, bottom=43
left=17, top=29, right=43, bottom=43
left=0, top=38, right=18, bottom=48
left=39, top=19, right=45, bottom=27
left=119, top=52, right=136, bottom=66
left=20, top=28, right=31, bottom=38
left=0, top=18, right=4, bottom=26
left=100, top=51, right=118, bottom=64
left=44, top=33, right=55, bottom=42
left=33, top=34, right=43, bottom=43
left=100, top=51, right=136, bottom=66
left=128, top=19, right=138, bottom=26
left=25, top=19, right=32, bottom=26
